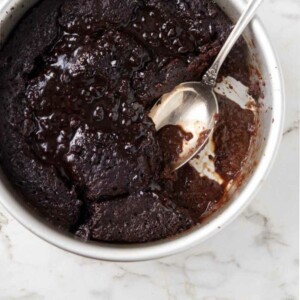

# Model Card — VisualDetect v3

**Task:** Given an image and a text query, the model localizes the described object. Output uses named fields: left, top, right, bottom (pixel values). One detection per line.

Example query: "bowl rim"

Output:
left=0, top=1, right=285, bottom=262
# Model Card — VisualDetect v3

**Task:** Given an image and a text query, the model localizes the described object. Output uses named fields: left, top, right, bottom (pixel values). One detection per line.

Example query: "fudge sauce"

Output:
left=0, top=0, right=256, bottom=243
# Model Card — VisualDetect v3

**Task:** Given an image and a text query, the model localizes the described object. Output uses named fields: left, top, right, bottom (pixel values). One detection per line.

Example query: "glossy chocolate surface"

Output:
left=0, top=0, right=255, bottom=243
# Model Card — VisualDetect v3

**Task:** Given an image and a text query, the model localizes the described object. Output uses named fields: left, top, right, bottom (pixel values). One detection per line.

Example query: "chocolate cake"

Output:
left=0, top=0, right=255, bottom=243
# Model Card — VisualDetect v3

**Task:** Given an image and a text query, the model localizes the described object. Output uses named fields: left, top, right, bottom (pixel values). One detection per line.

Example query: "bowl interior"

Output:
left=0, top=0, right=284, bottom=261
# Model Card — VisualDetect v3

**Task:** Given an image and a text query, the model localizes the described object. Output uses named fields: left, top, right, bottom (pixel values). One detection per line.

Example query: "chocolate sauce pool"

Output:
left=0, top=0, right=255, bottom=243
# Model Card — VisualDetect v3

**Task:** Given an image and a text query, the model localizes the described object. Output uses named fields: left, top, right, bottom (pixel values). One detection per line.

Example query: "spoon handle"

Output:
left=202, top=0, right=263, bottom=86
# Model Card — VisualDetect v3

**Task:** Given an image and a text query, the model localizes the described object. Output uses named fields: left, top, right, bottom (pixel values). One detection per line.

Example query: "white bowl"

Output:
left=0, top=0, right=285, bottom=261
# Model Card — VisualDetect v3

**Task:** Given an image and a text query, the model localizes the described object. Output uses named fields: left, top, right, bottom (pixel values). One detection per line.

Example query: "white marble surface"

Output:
left=0, top=0, right=299, bottom=299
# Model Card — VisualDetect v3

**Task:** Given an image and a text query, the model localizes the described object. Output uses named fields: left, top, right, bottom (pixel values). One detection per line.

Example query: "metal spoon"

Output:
left=149, top=0, right=263, bottom=170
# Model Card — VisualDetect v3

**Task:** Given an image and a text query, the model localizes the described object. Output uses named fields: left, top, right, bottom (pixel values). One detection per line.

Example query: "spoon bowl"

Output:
left=149, top=82, right=219, bottom=170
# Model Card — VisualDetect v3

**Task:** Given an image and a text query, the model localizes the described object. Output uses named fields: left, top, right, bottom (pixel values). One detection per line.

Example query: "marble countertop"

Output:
left=0, top=0, right=299, bottom=299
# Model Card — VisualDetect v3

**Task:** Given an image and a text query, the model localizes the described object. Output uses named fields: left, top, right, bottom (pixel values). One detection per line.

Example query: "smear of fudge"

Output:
left=214, top=96, right=256, bottom=180
left=158, top=125, right=193, bottom=169
left=174, top=165, right=225, bottom=220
